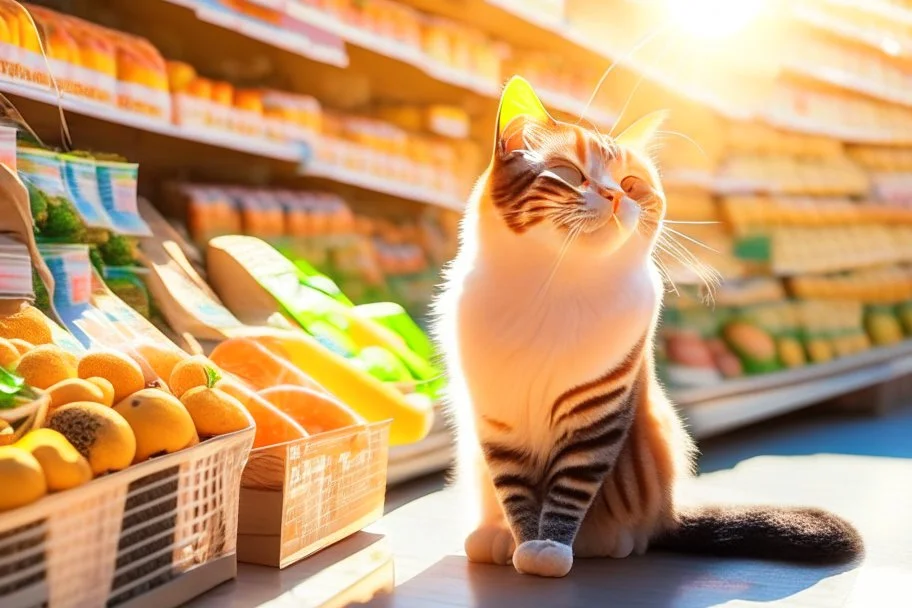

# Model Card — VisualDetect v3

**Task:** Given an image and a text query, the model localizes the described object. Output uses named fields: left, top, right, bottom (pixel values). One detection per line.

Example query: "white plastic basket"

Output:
left=0, top=426, right=254, bottom=608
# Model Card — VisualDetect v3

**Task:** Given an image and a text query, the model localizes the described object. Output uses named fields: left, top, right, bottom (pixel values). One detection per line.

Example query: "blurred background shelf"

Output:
left=678, top=340, right=912, bottom=439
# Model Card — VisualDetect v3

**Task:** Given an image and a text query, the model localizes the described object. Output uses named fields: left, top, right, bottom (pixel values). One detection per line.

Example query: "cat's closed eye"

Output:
left=548, top=164, right=586, bottom=187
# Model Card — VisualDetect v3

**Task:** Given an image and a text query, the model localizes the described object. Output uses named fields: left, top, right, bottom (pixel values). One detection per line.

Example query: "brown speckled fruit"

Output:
left=114, top=389, right=196, bottom=463
left=46, top=402, right=136, bottom=475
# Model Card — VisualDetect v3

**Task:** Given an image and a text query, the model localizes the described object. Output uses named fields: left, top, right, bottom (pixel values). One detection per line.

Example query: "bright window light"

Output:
left=665, top=0, right=766, bottom=38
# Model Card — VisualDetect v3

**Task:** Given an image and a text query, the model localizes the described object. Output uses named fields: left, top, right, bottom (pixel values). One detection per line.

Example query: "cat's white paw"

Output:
left=512, top=540, right=573, bottom=578
left=465, top=524, right=516, bottom=565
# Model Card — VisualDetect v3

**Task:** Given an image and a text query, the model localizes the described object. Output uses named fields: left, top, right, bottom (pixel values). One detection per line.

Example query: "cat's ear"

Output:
left=495, top=76, right=553, bottom=153
left=614, top=110, right=668, bottom=152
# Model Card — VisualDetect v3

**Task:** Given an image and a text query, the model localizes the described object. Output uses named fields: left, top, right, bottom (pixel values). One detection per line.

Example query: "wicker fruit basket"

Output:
left=0, top=425, right=254, bottom=608
left=237, top=420, right=391, bottom=568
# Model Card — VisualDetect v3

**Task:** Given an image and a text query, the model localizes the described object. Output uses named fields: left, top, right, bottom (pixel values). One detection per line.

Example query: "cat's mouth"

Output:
left=554, top=196, right=641, bottom=251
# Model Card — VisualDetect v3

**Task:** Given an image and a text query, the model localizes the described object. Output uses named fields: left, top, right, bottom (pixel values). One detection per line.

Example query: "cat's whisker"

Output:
left=656, top=235, right=721, bottom=297
left=663, top=226, right=719, bottom=253
left=578, top=23, right=673, bottom=126
left=652, top=255, right=681, bottom=296
left=662, top=220, right=720, bottom=225
left=532, top=221, right=582, bottom=303
left=607, top=29, right=685, bottom=136
left=655, top=129, right=708, bottom=160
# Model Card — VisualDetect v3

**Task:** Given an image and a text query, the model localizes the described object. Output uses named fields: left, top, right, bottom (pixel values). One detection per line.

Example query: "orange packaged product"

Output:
left=219, top=376, right=308, bottom=448
left=186, top=77, right=213, bottom=99
left=0, top=4, right=20, bottom=47
left=166, top=59, right=196, bottom=93
left=210, top=337, right=330, bottom=395
left=102, top=31, right=171, bottom=118
left=258, top=385, right=366, bottom=435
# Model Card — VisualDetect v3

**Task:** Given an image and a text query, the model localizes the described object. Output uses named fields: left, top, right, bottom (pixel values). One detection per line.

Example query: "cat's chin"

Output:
left=571, top=221, right=639, bottom=257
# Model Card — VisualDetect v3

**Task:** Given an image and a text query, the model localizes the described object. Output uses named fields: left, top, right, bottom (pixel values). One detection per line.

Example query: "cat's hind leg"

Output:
left=463, top=448, right=518, bottom=565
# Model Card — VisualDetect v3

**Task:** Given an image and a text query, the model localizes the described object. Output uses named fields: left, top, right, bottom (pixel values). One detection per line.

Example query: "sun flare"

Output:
left=665, top=0, right=766, bottom=39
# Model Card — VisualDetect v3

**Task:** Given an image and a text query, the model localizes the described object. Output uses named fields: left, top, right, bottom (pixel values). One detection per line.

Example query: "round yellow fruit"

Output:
left=78, top=350, right=146, bottom=403
left=47, top=378, right=107, bottom=411
left=9, top=339, right=34, bottom=355
left=16, top=428, right=92, bottom=491
left=180, top=386, right=252, bottom=437
left=85, top=377, right=115, bottom=407
left=47, top=402, right=136, bottom=475
left=777, top=337, right=806, bottom=369
left=114, top=389, right=196, bottom=463
left=169, top=356, right=215, bottom=398
left=0, top=305, right=53, bottom=345
left=0, top=446, right=47, bottom=511
left=0, top=338, right=20, bottom=370
left=133, top=342, right=184, bottom=385
left=15, top=344, right=77, bottom=389
left=806, top=338, right=834, bottom=364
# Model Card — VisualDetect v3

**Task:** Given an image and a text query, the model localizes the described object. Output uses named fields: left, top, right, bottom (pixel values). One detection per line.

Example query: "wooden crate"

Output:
left=237, top=421, right=391, bottom=568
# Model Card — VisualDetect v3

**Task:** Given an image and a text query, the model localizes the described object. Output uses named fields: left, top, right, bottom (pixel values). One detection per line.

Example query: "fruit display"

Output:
left=0, top=308, right=246, bottom=508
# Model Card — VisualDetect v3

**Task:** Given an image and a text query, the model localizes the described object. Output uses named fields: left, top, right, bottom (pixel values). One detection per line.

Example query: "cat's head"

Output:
left=484, top=76, right=667, bottom=260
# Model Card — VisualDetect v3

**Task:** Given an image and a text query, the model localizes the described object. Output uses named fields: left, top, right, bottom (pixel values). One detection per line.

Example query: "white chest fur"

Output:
left=444, top=249, right=659, bottom=455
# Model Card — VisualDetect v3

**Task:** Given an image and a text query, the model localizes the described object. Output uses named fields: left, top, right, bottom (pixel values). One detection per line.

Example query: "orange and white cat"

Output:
left=431, top=77, right=861, bottom=578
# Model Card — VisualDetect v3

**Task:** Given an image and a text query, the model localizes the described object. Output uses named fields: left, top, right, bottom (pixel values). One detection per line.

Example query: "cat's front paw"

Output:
left=512, top=540, right=573, bottom=578
left=465, top=524, right=516, bottom=565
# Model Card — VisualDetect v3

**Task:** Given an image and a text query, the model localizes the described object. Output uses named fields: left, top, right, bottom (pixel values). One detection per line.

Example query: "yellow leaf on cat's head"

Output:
left=615, top=110, right=669, bottom=152
left=496, top=76, right=552, bottom=137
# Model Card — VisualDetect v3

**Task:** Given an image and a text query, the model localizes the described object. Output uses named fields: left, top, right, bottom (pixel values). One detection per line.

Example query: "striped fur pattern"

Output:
left=432, top=78, right=862, bottom=578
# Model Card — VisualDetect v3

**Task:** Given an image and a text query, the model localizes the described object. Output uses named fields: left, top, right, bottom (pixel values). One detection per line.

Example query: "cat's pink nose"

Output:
left=593, top=184, right=623, bottom=215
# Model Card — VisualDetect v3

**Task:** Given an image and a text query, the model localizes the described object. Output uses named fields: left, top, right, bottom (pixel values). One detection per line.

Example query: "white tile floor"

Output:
left=191, top=401, right=912, bottom=608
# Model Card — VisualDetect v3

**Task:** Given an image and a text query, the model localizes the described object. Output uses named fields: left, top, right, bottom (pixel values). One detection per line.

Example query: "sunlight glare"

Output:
left=665, top=0, right=765, bottom=39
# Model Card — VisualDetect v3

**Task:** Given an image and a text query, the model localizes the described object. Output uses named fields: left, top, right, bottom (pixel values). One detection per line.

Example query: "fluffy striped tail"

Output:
left=651, top=505, right=863, bottom=563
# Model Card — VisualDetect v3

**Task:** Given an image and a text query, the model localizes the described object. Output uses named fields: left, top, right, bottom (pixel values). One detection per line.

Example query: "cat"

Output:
left=430, top=76, right=863, bottom=578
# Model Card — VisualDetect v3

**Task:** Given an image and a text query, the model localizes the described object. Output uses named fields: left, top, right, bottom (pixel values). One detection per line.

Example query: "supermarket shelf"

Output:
left=677, top=340, right=912, bottom=439
left=793, top=5, right=912, bottom=59
left=0, top=77, right=469, bottom=211
left=193, top=0, right=349, bottom=68
left=0, top=79, right=301, bottom=162
left=763, top=111, right=912, bottom=145
left=169, top=0, right=615, bottom=126
left=784, top=60, right=912, bottom=109
left=303, top=161, right=466, bottom=211
left=283, top=1, right=499, bottom=98
left=824, top=0, right=912, bottom=29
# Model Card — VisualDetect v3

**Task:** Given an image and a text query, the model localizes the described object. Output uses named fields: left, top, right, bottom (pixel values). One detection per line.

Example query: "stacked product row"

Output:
left=657, top=118, right=912, bottom=387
